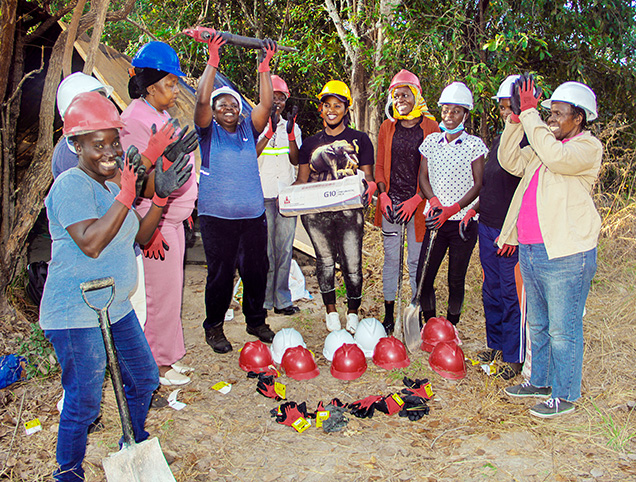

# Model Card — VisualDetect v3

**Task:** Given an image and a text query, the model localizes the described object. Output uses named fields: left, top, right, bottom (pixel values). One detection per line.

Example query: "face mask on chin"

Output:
left=439, top=121, right=464, bottom=134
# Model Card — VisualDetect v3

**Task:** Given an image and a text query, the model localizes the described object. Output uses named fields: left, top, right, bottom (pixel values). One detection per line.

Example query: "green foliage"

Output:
left=17, top=322, right=58, bottom=379
left=590, top=400, right=636, bottom=451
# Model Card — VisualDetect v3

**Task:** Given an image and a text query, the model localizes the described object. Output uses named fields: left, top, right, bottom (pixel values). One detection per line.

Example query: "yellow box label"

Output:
left=424, top=382, right=434, bottom=398
left=391, top=393, right=405, bottom=406
left=316, top=410, right=330, bottom=428
left=274, top=382, right=286, bottom=399
left=291, top=417, right=311, bottom=433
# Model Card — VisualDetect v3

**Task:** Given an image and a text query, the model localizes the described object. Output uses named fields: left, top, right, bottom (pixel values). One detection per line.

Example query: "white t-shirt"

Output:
left=419, top=130, right=488, bottom=221
left=257, top=118, right=303, bottom=198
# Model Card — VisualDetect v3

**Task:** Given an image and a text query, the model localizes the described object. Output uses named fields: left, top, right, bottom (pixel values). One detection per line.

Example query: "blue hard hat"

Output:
left=131, top=41, right=184, bottom=77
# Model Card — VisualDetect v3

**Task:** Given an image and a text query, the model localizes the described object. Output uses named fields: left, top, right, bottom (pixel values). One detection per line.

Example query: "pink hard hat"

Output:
left=271, top=75, right=290, bottom=98
left=389, top=69, right=422, bottom=94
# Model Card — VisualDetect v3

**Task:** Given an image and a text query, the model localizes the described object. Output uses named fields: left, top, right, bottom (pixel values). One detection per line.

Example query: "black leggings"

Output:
left=301, top=209, right=364, bottom=310
left=417, top=220, right=477, bottom=324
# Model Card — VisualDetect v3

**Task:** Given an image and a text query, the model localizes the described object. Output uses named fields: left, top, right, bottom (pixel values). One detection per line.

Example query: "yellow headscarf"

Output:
left=390, top=84, right=435, bottom=121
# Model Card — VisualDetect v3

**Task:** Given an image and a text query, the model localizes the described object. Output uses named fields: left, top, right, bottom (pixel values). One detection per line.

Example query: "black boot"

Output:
left=421, top=310, right=436, bottom=329
left=446, top=312, right=460, bottom=326
left=205, top=324, right=232, bottom=354
left=246, top=323, right=275, bottom=343
left=383, top=301, right=395, bottom=334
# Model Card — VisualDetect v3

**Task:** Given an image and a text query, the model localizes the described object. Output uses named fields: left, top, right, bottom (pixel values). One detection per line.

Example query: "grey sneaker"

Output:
left=504, top=381, right=552, bottom=398
left=529, top=398, right=575, bottom=418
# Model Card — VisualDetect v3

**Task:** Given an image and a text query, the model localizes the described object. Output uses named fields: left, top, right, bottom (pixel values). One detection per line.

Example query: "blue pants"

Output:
left=46, top=311, right=159, bottom=481
left=200, top=213, right=269, bottom=329
left=478, top=223, right=524, bottom=363
left=520, top=243, right=597, bottom=402
left=263, top=198, right=297, bottom=310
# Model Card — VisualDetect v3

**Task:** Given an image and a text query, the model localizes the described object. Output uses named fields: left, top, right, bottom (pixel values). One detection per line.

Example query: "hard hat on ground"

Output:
left=389, top=69, right=421, bottom=94
left=317, top=80, right=352, bottom=106
left=239, top=340, right=274, bottom=372
left=323, top=329, right=355, bottom=361
left=132, top=41, right=185, bottom=77
left=354, top=318, right=387, bottom=357
left=438, top=81, right=474, bottom=110
left=281, top=346, right=319, bottom=380
left=210, top=86, right=243, bottom=115
left=57, top=72, right=114, bottom=119
left=63, top=91, right=124, bottom=137
left=271, top=75, right=290, bottom=98
left=540, top=81, right=598, bottom=121
left=372, top=336, right=410, bottom=370
left=331, top=343, right=367, bottom=380
left=429, top=341, right=466, bottom=380
left=492, top=75, right=521, bottom=100
left=270, top=328, right=306, bottom=364
left=420, top=316, right=461, bottom=353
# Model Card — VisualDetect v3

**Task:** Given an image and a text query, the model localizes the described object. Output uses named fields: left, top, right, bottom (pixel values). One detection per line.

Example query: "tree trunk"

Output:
left=62, top=0, right=88, bottom=78
left=0, top=0, right=18, bottom=103
left=83, top=0, right=110, bottom=75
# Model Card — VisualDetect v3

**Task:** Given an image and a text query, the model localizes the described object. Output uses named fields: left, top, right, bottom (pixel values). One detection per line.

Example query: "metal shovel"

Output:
left=392, top=223, right=406, bottom=341
left=80, top=277, right=176, bottom=482
left=403, top=228, right=438, bottom=353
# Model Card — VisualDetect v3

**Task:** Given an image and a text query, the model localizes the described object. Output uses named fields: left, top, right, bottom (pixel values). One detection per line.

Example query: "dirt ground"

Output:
left=1, top=218, right=636, bottom=481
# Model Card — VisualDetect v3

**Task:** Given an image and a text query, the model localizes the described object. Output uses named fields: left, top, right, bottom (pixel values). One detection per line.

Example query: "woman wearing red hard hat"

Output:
left=256, top=74, right=303, bottom=316
left=120, top=41, right=199, bottom=386
left=40, top=91, right=191, bottom=481
left=374, top=69, right=440, bottom=333
left=499, top=77, right=602, bottom=418
left=294, top=80, right=375, bottom=335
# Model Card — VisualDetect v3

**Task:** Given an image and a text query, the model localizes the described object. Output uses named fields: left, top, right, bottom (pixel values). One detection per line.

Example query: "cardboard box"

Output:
left=279, top=171, right=364, bottom=216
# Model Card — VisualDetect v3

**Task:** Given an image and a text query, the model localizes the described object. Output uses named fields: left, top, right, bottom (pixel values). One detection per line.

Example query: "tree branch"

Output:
left=324, top=0, right=356, bottom=63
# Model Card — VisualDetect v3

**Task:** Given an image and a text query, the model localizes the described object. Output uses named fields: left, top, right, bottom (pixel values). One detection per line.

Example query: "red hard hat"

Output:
left=331, top=343, right=367, bottom=380
left=239, top=340, right=274, bottom=372
left=429, top=341, right=466, bottom=380
left=63, top=91, right=124, bottom=137
left=281, top=346, right=319, bottom=380
left=420, top=316, right=461, bottom=353
left=389, top=69, right=421, bottom=94
left=372, top=336, right=410, bottom=370
left=271, top=75, right=290, bottom=98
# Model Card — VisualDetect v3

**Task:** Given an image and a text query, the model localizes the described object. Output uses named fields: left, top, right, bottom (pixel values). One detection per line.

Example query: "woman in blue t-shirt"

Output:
left=193, top=31, right=277, bottom=354
left=295, top=80, right=375, bottom=334
left=41, top=91, right=191, bottom=481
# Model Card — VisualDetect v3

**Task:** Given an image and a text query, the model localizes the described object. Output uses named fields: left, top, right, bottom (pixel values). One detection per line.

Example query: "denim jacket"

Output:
left=497, top=108, right=603, bottom=260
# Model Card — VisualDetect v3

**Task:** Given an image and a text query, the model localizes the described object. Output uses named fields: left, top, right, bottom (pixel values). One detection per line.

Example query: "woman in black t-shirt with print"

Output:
left=295, top=80, right=375, bottom=335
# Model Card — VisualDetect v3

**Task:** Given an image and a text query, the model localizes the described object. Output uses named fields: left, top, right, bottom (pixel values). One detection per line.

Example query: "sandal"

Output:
left=477, top=349, right=502, bottom=363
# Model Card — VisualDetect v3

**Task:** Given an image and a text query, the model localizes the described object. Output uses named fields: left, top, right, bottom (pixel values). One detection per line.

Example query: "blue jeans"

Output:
left=519, top=244, right=597, bottom=402
left=479, top=223, right=523, bottom=363
left=264, top=198, right=297, bottom=310
left=46, top=311, right=159, bottom=481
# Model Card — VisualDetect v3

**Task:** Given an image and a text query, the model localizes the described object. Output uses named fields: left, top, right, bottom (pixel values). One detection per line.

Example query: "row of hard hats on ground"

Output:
left=239, top=317, right=469, bottom=381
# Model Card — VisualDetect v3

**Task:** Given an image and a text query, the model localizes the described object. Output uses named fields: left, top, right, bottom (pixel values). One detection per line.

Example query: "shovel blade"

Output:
left=403, top=302, right=421, bottom=353
left=103, top=437, right=176, bottom=482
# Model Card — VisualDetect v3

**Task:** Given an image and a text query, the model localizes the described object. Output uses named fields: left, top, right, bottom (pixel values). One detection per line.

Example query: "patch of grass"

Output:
left=590, top=400, right=636, bottom=451
left=17, top=322, right=58, bottom=379
left=385, top=358, right=431, bottom=382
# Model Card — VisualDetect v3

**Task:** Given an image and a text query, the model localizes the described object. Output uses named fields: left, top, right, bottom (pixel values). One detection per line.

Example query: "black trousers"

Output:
left=417, top=220, right=477, bottom=323
left=200, top=214, right=268, bottom=330
left=301, top=208, right=364, bottom=311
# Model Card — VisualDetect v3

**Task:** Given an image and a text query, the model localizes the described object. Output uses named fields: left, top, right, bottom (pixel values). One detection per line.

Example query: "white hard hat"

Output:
left=354, top=318, right=387, bottom=358
left=322, top=329, right=355, bottom=362
left=492, top=75, right=521, bottom=100
left=540, top=81, right=598, bottom=121
left=56, top=72, right=114, bottom=119
left=270, top=328, right=306, bottom=364
left=211, top=86, right=243, bottom=115
left=438, top=81, right=474, bottom=110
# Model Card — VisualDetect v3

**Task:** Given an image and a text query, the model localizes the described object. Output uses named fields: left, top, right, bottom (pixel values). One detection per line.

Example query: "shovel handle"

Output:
left=80, top=277, right=115, bottom=312
left=413, top=229, right=438, bottom=302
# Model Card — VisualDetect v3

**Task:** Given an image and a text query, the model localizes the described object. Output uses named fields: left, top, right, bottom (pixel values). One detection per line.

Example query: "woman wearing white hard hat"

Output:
left=462, top=75, right=526, bottom=379
left=417, top=81, right=487, bottom=326
left=499, top=76, right=601, bottom=419
left=374, top=69, right=440, bottom=333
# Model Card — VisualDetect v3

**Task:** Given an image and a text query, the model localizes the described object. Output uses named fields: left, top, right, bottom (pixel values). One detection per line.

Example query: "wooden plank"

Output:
left=293, top=221, right=315, bottom=258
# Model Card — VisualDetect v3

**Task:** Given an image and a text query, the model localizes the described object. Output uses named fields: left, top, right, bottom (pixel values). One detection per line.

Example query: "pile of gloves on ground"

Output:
left=248, top=370, right=431, bottom=432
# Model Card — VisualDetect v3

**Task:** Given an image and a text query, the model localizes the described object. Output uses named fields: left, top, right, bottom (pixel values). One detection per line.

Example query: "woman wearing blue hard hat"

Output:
left=120, top=41, right=199, bottom=386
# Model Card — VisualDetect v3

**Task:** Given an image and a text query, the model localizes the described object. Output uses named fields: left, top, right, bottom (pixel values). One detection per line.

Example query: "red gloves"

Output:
left=264, top=117, right=275, bottom=140
left=400, top=377, right=433, bottom=400
left=375, top=394, right=404, bottom=416
left=426, top=203, right=460, bottom=230
left=272, top=402, right=308, bottom=426
left=394, top=194, right=422, bottom=225
left=362, top=180, right=377, bottom=207
left=286, top=105, right=299, bottom=141
left=349, top=395, right=381, bottom=419
left=207, top=32, right=225, bottom=68
left=425, top=196, right=443, bottom=217
left=142, top=120, right=177, bottom=165
left=378, top=192, right=393, bottom=222
left=495, top=236, right=516, bottom=257
left=256, top=374, right=283, bottom=401
left=258, top=39, right=277, bottom=73
left=459, top=208, right=477, bottom=241
left=143, top=229, right=169, bottom=261
left=519, top=74, right=541, bottom=112
left=115, top=150, right=142, bottom=209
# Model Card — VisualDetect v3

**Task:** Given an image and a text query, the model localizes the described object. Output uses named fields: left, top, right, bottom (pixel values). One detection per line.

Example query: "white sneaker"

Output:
left=326, top=312, right=342, bottom=332
left=171, top=361, right=194, bottom=374
left=159, top=368, right=191, bottom=386
left=346, top=313, right=359, bottom=334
